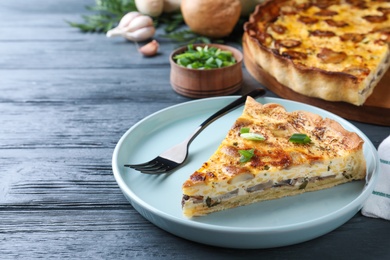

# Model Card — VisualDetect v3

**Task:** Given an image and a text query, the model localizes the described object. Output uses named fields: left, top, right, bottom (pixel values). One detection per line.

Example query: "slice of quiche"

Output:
left=243, top=0, right=390, bottom=105
left=181, top=97, right=366, bottom=217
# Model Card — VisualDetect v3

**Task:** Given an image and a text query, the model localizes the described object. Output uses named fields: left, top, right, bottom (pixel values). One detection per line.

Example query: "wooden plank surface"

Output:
left=1, top=0, right=390, bottom=259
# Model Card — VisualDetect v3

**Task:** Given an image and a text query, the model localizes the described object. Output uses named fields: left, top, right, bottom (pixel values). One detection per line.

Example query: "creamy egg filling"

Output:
left=182, top=155, right=362, bottom=209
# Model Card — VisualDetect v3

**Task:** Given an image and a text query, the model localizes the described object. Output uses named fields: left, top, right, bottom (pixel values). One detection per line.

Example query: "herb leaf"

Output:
left=240, top=127, right=265, bottom=141
left=240, top=127, right=250, bottom=134
left=289, top=133, right=311, bottom=144
left=154, top=13, right=185, bottom=33
left=238, top=149, right=255, bottom=163
left=67, top=0, right=137, bottom=33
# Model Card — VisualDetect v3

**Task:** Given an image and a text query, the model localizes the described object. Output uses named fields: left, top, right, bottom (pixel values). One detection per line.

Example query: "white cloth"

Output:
left=361, top=135, right=390, bottom=220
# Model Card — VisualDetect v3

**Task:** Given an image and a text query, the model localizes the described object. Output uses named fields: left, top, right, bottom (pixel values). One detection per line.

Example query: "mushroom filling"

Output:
left=246, top=174, right=336, bottom=192
left=182, top=174, right=337, bottom=207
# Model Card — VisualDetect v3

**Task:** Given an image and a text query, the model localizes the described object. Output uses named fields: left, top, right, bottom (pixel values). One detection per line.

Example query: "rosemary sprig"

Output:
left=67, top=14, right=114, bottom=33
left=67, top=0, right=137, bottom=33
left=68, top=0, right=229, bottom=45
left=154, top=12, right=185, bottom=33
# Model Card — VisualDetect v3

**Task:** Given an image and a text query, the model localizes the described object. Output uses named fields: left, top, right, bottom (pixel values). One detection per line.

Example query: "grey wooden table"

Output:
left=1, top=0, right=389, bottom=259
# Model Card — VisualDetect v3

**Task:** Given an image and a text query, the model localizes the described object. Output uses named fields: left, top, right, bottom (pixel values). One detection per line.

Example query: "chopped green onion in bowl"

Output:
left=173, top=44, right=237, bottom=70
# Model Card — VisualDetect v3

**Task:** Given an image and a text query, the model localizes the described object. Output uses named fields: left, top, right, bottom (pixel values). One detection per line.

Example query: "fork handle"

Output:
left=187, top=88, right=266, bottom=144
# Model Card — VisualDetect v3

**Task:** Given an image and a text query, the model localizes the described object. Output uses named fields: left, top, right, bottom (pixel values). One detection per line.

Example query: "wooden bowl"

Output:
left=169, top=44, right=243, bottom=98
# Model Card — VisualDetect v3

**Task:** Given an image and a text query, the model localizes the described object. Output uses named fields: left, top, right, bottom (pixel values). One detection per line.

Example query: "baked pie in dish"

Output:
left=243, top=0, right=390, bottom=105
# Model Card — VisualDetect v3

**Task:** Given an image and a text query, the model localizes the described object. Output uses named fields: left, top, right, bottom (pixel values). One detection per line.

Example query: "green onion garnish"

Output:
left=240, top=127, right=250, bottom=134
left=240, top=127, right=265, bottom=141
left=173, top=44, right=236, bottom=70
left=238, top=149, right=255, bottom=163
left=289, top=133, right=311, bottom=144
left=241, top=133, right=265, bottom=141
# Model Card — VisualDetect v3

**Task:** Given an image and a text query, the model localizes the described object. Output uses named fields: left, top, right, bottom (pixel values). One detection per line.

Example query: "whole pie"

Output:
left=181, top=97, right=366, bottom=217
left=243, top=0, right=390, bottom=105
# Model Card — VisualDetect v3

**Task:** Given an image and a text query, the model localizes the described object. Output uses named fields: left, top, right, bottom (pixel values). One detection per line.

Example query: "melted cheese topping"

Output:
left=259, top=0, right=390, bottom=85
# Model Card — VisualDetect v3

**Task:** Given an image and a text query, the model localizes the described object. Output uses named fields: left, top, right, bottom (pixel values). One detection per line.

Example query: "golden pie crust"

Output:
left=243, top=0, right=390, bottom=105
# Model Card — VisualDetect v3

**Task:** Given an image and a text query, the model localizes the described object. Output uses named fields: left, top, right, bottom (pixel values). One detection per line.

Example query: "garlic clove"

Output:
left=122, top=27, right=156, bottom=42
left=126, top=15, right=154, bottom=33
left=106, top=11, right=142, bottom=38
left=118, top=11, right=142, bottom=28
left=106, top=27, right=124, bottom=38
left=139, top=40, right=159, bottom=56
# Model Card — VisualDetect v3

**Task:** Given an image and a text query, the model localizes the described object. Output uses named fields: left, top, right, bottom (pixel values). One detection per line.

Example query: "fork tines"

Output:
left=124, top=157, right=179, bottom=174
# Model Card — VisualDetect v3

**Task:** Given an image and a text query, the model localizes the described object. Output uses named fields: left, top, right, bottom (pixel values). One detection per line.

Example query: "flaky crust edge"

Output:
left=244, top=96, right=364, bottom=152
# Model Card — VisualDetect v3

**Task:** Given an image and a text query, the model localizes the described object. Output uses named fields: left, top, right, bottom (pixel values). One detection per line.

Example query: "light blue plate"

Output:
left=112, top=97, right=379, bottom=249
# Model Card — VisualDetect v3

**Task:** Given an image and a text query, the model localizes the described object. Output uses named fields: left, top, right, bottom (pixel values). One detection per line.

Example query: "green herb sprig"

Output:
left=68, top=0, right=217, bottom=44
left=68, top=0, right=189, bottom=36
left=173, top=44, right=237, bottom=69
left=67, top=0, right=137, bottom=33
left=155, top=13, right=185, bottom=33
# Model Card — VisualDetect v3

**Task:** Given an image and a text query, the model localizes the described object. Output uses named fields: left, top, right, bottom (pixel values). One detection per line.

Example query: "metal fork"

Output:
left=124, top=88, right=266, bottom=174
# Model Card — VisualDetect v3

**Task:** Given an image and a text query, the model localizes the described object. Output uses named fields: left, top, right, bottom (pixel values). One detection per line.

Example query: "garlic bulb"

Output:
left=106, top=12, right=155, bottom=42
left=125, top=15, right=154, bottom=33
left=117, top=11, right=141, bottom=29
left=123, top=27, right=156, bottom=42
left=139, top=40, right=159, bottom=56
left=135, top=0, right=164, bottom=17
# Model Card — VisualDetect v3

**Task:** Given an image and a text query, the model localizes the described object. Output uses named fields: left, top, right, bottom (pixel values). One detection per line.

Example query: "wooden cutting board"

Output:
left=243, top=41, right=390, bottom=126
